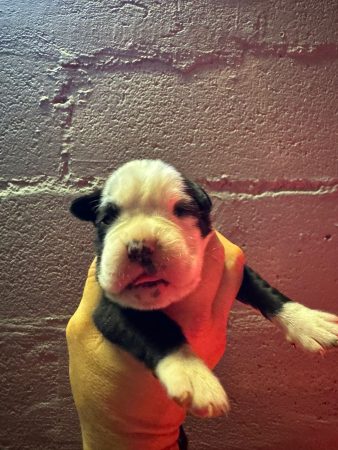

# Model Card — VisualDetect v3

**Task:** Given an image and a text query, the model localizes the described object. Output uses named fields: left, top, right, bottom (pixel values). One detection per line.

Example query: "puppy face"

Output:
left=71, top=160, right=213, bottom=310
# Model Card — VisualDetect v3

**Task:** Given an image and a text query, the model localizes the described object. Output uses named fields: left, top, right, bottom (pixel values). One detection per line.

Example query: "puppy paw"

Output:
left=155, top=345, right=229, bottom=417
left=272, top=302, right=338, bottom=353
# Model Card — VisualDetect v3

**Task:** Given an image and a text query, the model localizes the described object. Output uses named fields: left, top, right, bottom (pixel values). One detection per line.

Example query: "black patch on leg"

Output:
left=237, top=265, right=292, bottom=318
left=93, top=295, right=187, bottom=371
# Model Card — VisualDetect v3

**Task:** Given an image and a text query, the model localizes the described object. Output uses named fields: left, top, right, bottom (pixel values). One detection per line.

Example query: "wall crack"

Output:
left=59, top=41, right=338, bottom=76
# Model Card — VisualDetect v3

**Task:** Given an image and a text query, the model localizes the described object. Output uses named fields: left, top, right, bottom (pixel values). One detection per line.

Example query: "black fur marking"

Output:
left=178, top=426, right=188, bottom=450
left=182, top=179, right=212, bottom=237
left=96, top=202, right=121, bottom=226
left=70, top=190, right=102, bottom=222
left=94, top=203, right=121, bottom=275
left=94, top=225, right=105, bottom=277
left=237, top=265, right=292, bottom=318
left=183, top=179, right=212, bottom=212
left=174, top=200, right=200, bottom=217
left=93, top=295, right=187, bottom=371
left=70, top=192, right=122, bottom=278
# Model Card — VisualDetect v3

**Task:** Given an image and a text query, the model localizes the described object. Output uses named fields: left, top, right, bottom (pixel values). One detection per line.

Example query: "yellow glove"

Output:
left=66, top=231, right=244, bottom=450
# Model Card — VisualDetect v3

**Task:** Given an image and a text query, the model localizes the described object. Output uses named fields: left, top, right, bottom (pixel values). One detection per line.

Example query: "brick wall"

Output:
left=1, top=1, right=337, bottom=449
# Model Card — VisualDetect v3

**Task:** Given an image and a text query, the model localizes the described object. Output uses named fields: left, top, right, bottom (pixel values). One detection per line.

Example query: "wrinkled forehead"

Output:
left=101, top=160, right=187, bottom=209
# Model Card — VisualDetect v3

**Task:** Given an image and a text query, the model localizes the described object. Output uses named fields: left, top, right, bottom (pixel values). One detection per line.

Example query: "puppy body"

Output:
left=70, top=159, right=338, bottom=449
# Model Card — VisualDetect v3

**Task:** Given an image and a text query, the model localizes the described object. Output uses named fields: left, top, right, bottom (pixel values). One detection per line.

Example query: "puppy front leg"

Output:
left=93, top=295, right=229, bottom=417
left=237, top=265, right=338, bottom=353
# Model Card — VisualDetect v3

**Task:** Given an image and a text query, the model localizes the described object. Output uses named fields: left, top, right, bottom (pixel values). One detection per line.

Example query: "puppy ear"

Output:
left=183, top=179, right=212, bottom=213
left=70, top=190, right=102, bottom=222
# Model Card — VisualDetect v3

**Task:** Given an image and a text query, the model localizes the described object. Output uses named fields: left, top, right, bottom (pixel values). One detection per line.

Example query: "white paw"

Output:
left=155, top=345, right=230, bottom=417
left=273, top=302, right=338, bottom=353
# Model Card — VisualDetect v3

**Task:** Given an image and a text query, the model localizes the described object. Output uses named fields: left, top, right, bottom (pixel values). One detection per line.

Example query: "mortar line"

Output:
left=0, top=177, right=337, bottom=200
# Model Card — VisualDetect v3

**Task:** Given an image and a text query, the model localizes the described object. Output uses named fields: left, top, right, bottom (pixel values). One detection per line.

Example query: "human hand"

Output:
left=66, top=260, right=184, bottom=450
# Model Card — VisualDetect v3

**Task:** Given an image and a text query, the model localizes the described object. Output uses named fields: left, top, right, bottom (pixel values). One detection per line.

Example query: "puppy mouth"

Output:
left=127, top=273, right=169, bottom=289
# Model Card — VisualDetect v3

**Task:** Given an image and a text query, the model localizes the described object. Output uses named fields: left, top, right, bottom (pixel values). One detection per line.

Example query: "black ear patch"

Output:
left=70, top=190, right=102, bottom=222
left=183, top=179, right=212, bottom=213
left=182, top=179, right=212, bottom=237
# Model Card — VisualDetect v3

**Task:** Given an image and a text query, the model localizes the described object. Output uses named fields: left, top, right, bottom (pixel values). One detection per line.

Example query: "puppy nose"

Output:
left=127, top=240, right=155, bottom=262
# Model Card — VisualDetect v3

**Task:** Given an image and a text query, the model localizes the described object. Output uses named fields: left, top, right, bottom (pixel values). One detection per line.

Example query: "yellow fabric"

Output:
left=66, top=230, right=244, bottom=450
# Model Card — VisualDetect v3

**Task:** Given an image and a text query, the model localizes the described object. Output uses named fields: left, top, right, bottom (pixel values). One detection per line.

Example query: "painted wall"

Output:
left=1, top=1, right=337, bottom=449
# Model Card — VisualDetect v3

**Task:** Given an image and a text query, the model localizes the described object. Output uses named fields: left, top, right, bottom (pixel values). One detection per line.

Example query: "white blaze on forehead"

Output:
left=101, top=160, right=186, bottom=208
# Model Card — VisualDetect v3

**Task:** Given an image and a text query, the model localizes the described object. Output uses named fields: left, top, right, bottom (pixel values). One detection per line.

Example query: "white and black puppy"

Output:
left=70, top=159, right=338, bottom=420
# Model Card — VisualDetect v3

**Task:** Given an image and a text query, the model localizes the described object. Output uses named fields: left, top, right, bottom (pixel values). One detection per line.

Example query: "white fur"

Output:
left=272, top=302, right=338, bottom=353
left=102, top=159, right=185, bottom=210
left=155, top=345, right=230, bottom=417
left=98, top=159, right=210, bottom=310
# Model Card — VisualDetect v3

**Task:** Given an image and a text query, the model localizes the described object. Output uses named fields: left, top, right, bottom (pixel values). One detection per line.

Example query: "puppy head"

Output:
left=70, top=159, right=213, bottom=310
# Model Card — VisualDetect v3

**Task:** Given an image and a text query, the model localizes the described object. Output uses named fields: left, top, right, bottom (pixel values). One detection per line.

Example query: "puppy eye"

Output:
left=101, top=212, right=117, bottom=225
left=174, top=200, right=198, bottom=217
left=97, top=204, right=120, bottom=226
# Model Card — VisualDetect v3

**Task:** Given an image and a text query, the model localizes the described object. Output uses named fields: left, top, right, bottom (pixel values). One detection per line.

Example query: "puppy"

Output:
left=70, top=159, right=338, bottom=419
